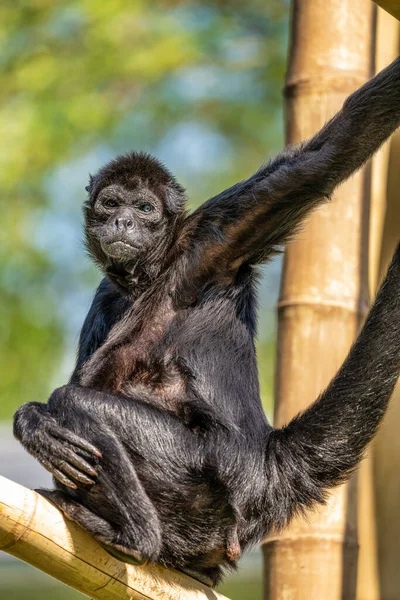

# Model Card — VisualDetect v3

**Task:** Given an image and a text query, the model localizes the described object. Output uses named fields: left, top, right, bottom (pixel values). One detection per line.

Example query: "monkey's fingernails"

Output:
left=58, top=477, right=78, bottom=490
left=66, top=453, right=98, bottom=477
left=76, top=440, right=102, bottom=458
left=78, top=462, right=98, bottom=477
left=58, top=462, right=96, bottom=486
left=74, top=473, right=96, bottom=486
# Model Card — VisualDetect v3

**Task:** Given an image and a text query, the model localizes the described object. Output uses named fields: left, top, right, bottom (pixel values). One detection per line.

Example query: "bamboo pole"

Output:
left=368, top=9, right=400, bottom=292
left=372, top=130, right=400, bottom=599
left=357, top=9, right=400, bottom=600
left=263, top=1, right=376, bottom=599
left=0, top=475, right=229, bottom=600
left=373, top=0, right=400, bottom=21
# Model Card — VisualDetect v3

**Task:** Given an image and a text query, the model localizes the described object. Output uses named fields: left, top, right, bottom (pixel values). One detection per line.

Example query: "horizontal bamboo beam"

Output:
left=374, top=0, right=400, bottom=20
left=0, top=475, right=229, bottom=600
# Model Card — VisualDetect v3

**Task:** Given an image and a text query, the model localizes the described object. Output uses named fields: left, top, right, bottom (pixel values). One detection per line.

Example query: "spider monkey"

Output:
left=14, top=57, right=400, bottom=586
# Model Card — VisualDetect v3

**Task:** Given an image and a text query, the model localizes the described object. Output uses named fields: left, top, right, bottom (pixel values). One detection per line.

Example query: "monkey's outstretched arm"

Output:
left=263, top=244, right=400, bottom=530
left=188, top=56, right=400, bottom=271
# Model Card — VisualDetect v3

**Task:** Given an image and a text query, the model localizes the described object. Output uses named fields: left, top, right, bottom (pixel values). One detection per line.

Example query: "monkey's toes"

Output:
left=99, top=541, right=148, bottom=566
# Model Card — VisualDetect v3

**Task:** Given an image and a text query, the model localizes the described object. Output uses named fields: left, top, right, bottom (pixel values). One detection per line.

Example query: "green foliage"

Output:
left=0, top=0, right=288, bottom=418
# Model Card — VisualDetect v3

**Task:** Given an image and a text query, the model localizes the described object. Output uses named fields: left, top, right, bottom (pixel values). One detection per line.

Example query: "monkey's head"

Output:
left=84, top=152, right=186, bottom=290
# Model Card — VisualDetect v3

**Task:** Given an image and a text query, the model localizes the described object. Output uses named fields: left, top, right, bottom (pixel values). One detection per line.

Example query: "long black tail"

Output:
left=266, top=244, right=400, bottom=527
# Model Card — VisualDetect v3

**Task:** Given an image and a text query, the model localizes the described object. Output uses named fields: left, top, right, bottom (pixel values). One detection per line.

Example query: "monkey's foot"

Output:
left=36, top=489, right=148, bottom=566
left=179, top=567, right=214, bottom=587
left=98, top=541, right=147, bottom=566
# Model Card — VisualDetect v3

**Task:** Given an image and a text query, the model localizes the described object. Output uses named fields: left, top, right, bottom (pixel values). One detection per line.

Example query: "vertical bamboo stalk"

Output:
left=263, top=1, right=376, bottom=599
left=368, top=8, right=400, bottom=294
left=372, top=128, right=400, bottom=599
left=357, top=9, right=399, bottom=600
left=374, top=0, right=400, bottom=21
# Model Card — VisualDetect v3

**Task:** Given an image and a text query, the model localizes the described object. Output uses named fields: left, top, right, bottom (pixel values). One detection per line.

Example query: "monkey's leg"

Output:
left=37, top=454, right=161, bottom=566
left=36, top=489, right=148, bottom=565
left=14, top=395, right=162, bottom=564
left=13, top=385, right=231, bottom=576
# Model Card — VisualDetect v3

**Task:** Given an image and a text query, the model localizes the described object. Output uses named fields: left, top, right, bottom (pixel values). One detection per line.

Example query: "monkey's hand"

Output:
left=13, top=401, right=101, bottom=489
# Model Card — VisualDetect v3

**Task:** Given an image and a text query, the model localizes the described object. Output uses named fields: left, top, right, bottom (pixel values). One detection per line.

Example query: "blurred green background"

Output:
left=0, top=1, right=289, bottom=598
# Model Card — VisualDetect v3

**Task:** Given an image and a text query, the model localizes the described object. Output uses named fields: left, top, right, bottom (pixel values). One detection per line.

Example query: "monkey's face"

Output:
left=85, top=181, right=171, bottom=269
left=83, top=152, right=186, bottom=286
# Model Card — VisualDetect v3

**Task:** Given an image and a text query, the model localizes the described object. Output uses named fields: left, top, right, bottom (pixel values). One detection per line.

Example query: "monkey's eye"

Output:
left=139, top=203, right=154, bottom=213
left=103, top=199, right=118, bottom=208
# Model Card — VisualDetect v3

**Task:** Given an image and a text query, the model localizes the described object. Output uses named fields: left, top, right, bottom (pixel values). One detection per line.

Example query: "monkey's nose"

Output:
left=114, top=216, right=134, bottom=230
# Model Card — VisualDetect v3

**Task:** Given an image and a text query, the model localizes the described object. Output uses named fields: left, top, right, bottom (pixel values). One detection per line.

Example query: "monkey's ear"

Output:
left=85, top=174, right=94, bottom=194
left=164, top=186, right=186, bottom=215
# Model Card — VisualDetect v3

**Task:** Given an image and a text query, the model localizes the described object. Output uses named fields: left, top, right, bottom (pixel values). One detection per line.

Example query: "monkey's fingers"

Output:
left=52, top=444, right=98, bottom=478
left=49, top=425, right=102, bottom=458
left=51, top=457, right=97, bottom=487
left=38, top=456, right=78, bottom=490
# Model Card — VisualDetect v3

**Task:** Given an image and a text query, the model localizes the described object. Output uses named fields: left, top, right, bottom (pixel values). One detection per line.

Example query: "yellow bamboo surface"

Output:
left=0, top=475, right=229, bottom=600
left=263, top=0, right=376, bottom=598
left=357, top=8, right=400, bottom=600
left=374, top=0, right=400, bottom=20
left=372, top=131, right=400, bottom=599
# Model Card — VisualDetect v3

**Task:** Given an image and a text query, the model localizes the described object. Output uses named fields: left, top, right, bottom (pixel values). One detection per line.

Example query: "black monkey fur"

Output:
left=14, top=57, right=400, bottom=586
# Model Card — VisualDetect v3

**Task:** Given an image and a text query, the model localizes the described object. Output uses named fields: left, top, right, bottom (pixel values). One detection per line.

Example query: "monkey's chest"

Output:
left=124, top=364, right=186, bottom=412
left=102, top=308, right=188, bottom=412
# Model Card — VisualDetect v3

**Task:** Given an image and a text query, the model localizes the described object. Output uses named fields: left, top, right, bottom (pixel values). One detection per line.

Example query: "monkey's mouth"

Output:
left=101, top=240, right=139, bottom=260
left=107, top=240, right=137, bottom=249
